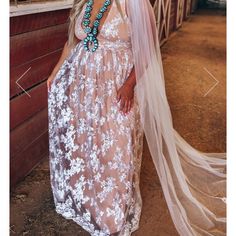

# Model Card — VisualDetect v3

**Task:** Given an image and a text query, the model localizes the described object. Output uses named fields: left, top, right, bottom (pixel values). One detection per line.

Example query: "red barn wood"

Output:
left=10, top=6, right=71, bottom=188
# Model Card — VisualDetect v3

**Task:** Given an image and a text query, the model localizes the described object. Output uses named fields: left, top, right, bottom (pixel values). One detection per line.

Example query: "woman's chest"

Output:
left=75, top=0, right=131, bottom=43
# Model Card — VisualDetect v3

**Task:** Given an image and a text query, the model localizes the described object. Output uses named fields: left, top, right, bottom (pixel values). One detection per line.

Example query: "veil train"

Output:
left=126, top=0, right=226, bottom=235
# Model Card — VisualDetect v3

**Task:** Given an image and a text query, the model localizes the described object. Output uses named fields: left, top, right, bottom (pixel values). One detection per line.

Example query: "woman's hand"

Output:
left=117, top=68, right=136, bottom=114
left=116, top=82, right=135, bottom=114
left=47, top=74, right=55, bottom=91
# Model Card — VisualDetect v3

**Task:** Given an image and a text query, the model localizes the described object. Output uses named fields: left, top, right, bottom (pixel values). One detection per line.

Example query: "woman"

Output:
left=47, top=0, right=226, bottom=235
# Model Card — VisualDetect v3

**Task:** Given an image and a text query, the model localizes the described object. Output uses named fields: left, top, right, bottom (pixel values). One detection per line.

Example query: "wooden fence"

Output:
left=152, top=0, right=195, bottom=45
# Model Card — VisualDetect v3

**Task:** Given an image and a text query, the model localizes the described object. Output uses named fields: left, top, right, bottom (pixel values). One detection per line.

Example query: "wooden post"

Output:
left=176, top=0, right=185, bottom=28
left=153, top=0, right=172, bottom=45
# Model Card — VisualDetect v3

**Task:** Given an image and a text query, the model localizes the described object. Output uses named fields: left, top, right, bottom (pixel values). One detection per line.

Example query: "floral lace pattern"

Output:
left=48, top=0, right=144, bottom=235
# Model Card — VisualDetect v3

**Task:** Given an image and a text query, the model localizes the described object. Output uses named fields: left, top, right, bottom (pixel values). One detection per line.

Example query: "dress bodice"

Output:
left=75, top=0, right=131, bottom=47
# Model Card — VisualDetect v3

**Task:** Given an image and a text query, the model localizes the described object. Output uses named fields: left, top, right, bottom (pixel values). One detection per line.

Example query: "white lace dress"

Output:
left=48, top=0, right=144, bottom=235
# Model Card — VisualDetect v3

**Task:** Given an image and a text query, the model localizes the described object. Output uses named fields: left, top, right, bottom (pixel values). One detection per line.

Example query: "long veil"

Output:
left=126, top=0, right=226, bottom=235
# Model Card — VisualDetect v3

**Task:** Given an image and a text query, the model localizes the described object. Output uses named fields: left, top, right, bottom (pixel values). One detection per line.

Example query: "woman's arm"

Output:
left=116, top=67, right=136, bottom=114
left=47, top=39, right=80, bottom=90
left=124, top=67, right=136, bottom=89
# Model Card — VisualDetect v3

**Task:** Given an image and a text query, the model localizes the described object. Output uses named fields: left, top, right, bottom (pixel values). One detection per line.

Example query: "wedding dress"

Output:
left=48, top=0, right=226, bottom=235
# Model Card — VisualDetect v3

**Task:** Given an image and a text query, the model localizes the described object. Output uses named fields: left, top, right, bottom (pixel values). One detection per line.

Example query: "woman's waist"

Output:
left=79, top=39, right=132, bottom=51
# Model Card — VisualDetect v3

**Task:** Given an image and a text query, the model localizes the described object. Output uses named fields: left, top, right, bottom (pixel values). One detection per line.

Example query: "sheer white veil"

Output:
left=126, top=0, right=226, bottom=235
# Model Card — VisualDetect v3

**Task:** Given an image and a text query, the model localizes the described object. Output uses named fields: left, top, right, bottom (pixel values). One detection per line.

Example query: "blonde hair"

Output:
left=68, top=0, right=124, bottom=47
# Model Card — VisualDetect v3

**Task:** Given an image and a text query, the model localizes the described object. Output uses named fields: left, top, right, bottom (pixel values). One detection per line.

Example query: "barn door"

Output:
left=154, top=0, right=171, bottom=45
left=176, top=0, right=185, bottom=28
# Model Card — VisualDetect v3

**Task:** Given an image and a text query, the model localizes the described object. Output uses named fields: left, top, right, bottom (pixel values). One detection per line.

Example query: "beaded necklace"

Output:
left=82, top=0, right=112, bottom=52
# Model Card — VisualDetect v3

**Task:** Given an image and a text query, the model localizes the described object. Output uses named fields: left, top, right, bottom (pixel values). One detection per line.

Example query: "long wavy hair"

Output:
left=68, top=0, right=123, bottom=47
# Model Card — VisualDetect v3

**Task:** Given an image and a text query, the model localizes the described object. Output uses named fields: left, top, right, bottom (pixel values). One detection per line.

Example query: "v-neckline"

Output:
left=80, top=0, right=115, bottom=36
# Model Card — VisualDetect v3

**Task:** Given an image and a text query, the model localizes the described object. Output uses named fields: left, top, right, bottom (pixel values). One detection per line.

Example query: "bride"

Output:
left=47, top=0, right=226, bottom=235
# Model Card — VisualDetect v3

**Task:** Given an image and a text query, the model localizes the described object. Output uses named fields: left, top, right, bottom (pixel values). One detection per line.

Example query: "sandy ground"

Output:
left=10, top=9, right=226, bottom=236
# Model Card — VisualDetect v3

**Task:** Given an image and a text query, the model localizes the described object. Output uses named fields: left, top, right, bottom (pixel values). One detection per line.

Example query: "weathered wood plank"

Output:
left=10, top=81, right=48, bottom=130
left=10, top=107, right=48, bottom=159
left=10, top=49, right=62, bottom=98
left=176, top=0, right=185, bottom=28
left=10, top=23, right=68, bottom=67
left=170, top=0, right=178, bottom=32
left=10, top=132, right=49, bottom=187
left=184, top=0, right=192, bottom=20
left=10, top=9, right=70, bottom=36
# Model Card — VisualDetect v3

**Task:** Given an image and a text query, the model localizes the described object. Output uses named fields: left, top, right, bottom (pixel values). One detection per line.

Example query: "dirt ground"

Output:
left=10, top=9, right=226, bottom=236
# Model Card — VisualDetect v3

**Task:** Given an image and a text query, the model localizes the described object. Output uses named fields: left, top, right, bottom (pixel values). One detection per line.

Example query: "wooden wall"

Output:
left=10, top=9, right=70, bottom=188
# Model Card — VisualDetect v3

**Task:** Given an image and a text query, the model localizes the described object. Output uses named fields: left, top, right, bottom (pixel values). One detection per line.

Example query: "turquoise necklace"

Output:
left=82, top=0, right=112, bottom=52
